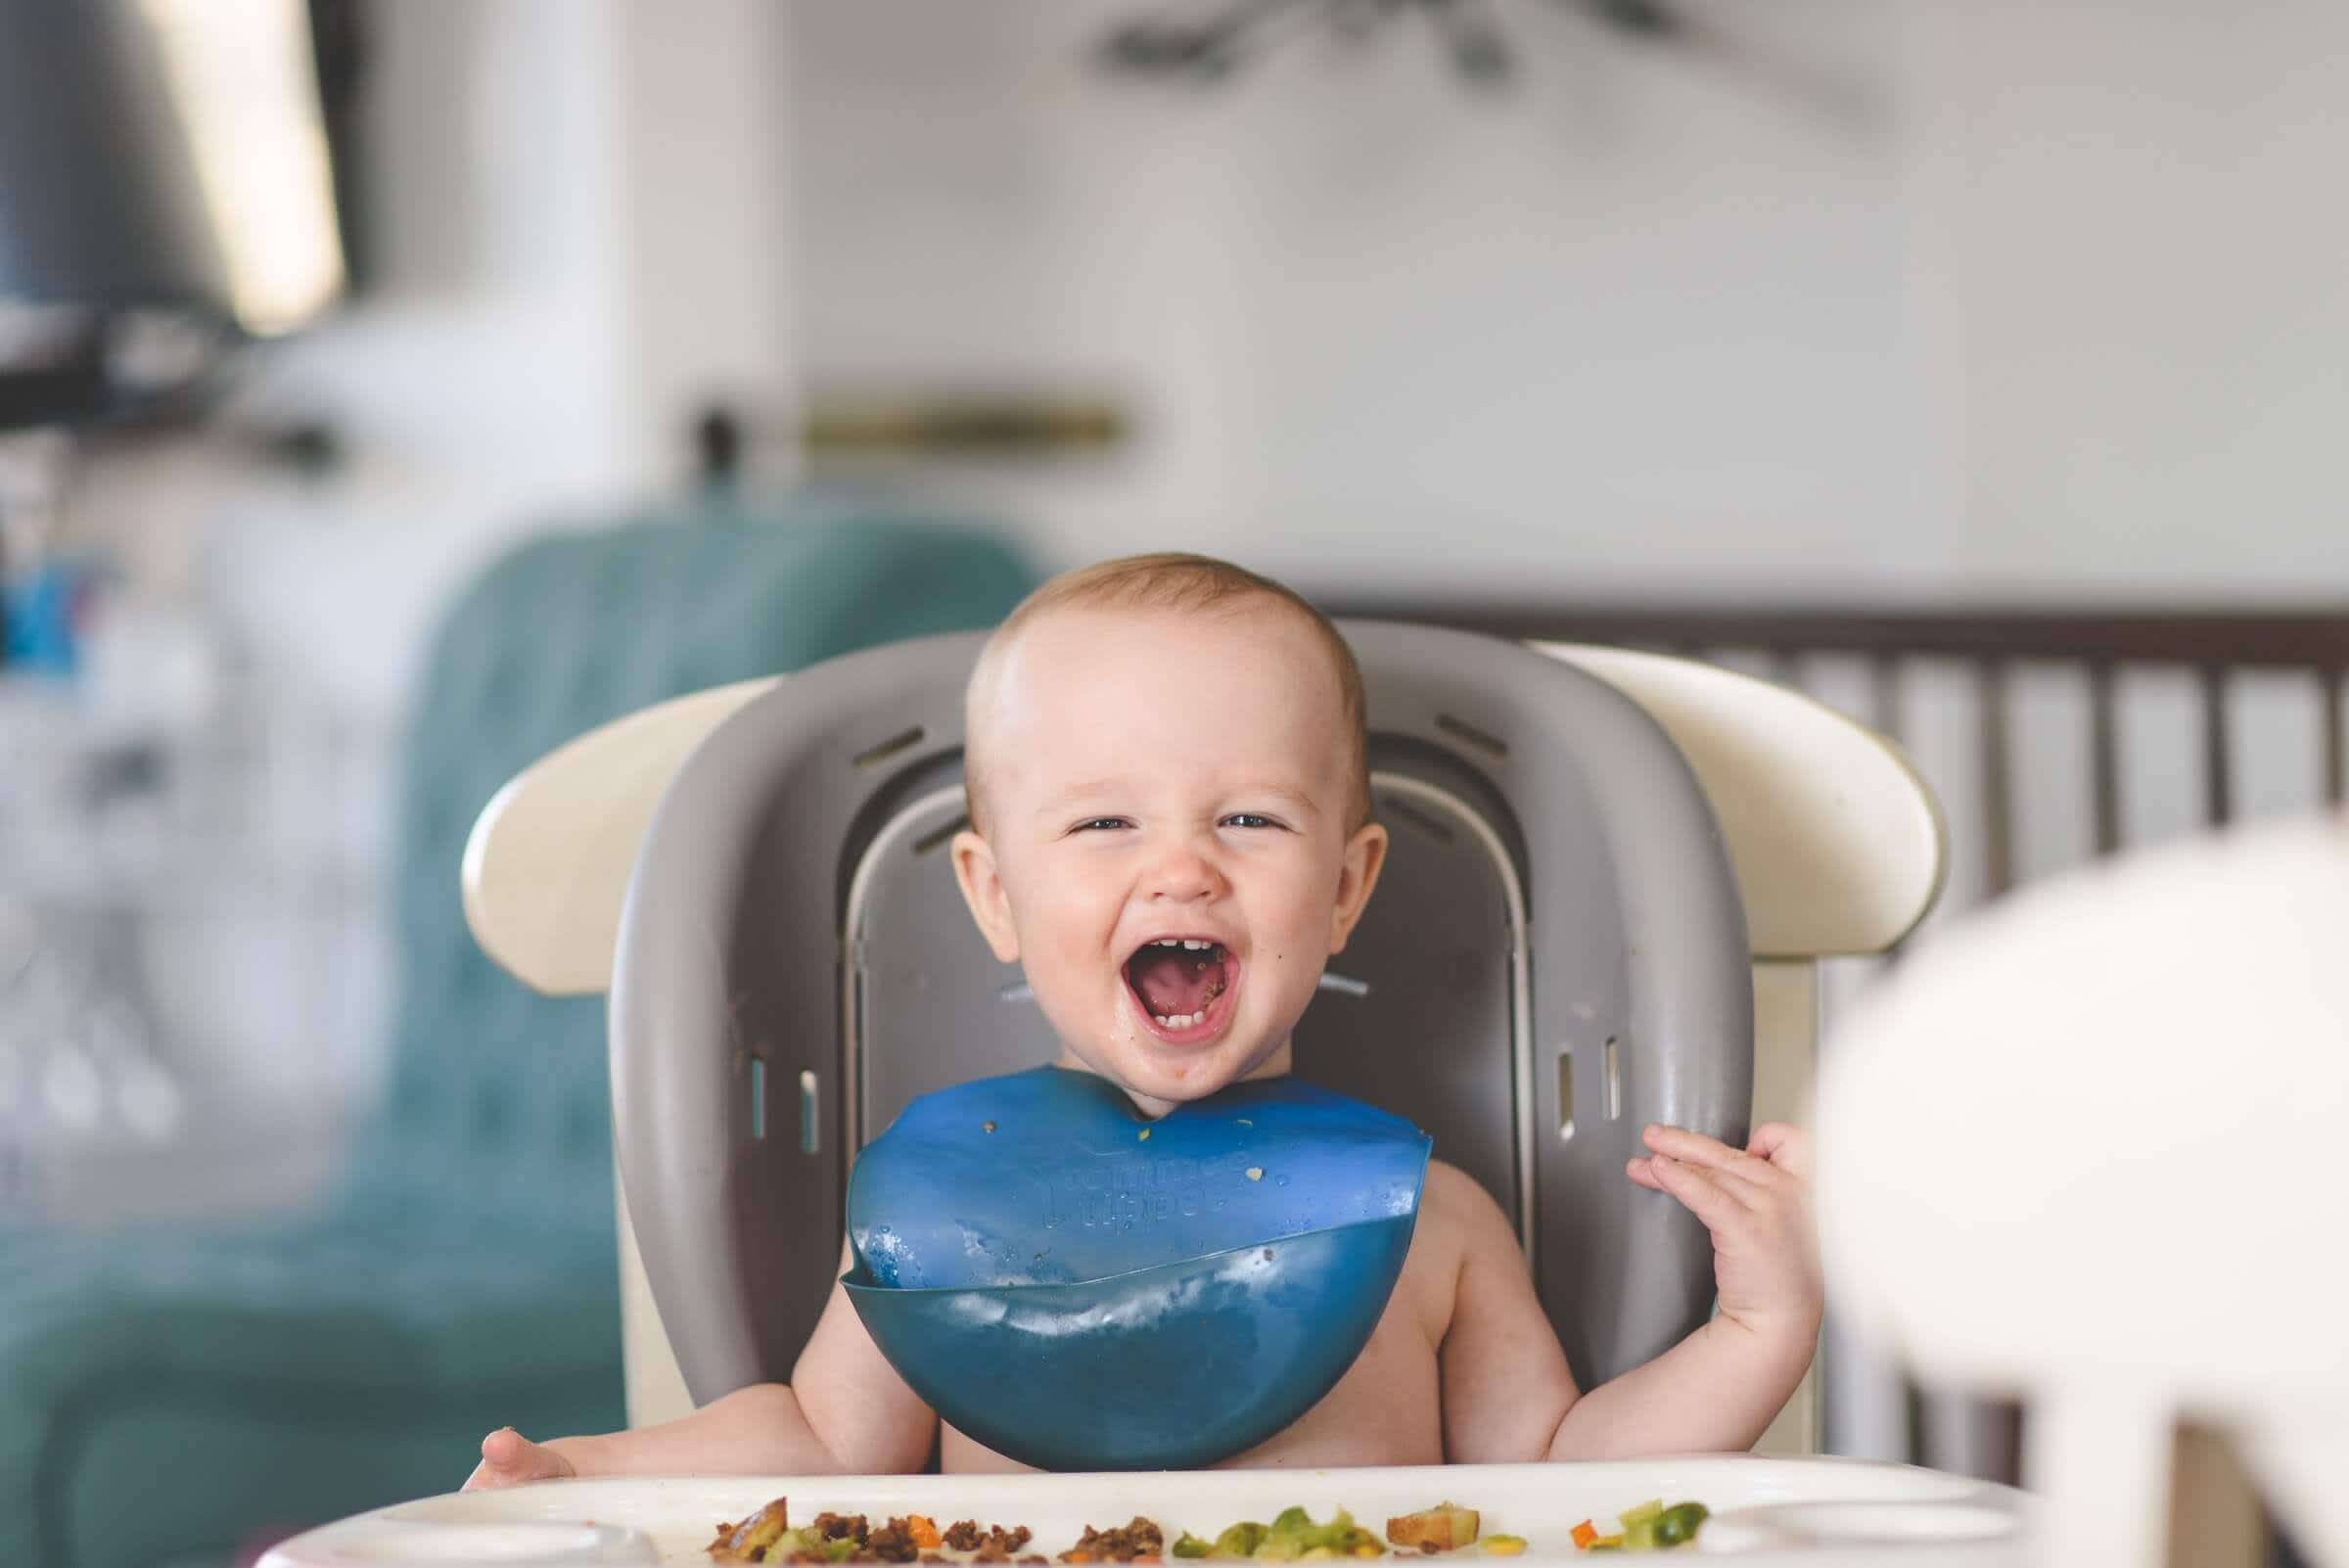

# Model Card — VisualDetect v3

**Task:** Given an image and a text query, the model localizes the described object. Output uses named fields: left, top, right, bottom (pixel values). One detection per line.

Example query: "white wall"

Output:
left=790, top=0, right=1937, bottom=600
left=790, top=0, right=2349, bottom=607
left=1901, top=0, right=2349, bottom=598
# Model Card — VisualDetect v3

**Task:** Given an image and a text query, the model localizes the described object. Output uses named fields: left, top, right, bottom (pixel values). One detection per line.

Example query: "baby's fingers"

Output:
left=1637, top=1152, right=1749, bottom=1234
left=465, top=1428, right=573, bottom=1491
left=1642, top=1123, right=1758, bottom=1172
left=1746, top=1122, right=1814, bottom=1179
left=1640, top=1126, right=1773, bottom=1205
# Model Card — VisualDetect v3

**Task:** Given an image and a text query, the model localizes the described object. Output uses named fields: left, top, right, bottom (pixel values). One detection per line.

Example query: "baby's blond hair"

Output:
left=963, top=552, right=1370, bottom=835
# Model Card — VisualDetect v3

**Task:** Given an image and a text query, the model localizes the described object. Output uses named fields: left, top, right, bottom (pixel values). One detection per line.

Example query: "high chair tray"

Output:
left=258, top=1456, right=2030, bottom=1567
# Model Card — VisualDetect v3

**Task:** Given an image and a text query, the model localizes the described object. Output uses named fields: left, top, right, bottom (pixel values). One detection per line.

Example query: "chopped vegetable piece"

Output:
left=1617, top=1500, right=1664, bottom=1553
left=1384, top=1505, right=1479, bottom=1553
left=907, top=1518, right=942, bottom=1550
left=714, top=1498, right=794, bottom=1561
left=1478, top=1538, right=1525, bottom=1556
left=1650, top=1504, right=1707, bottom=1547
left=1262, top=1507, right=1367, bottom=1561
left=1568, top=1522, right=1597, bottom=1550
left=1215, top=1523, right=1267, bottom=1559
left=1173, top=1536, right=1214, bottom=1559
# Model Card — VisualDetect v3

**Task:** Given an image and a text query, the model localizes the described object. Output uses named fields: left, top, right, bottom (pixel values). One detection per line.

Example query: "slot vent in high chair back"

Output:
left=611, top=623, right=1752, bottom=1408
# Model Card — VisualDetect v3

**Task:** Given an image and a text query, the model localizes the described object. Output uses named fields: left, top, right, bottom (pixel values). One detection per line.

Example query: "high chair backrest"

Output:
left=464, top=626, right=1944, bottom=1455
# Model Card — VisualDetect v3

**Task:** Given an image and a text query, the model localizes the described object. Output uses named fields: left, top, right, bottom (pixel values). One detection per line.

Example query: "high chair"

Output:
left=459, top=622, right=1948, bottom=1461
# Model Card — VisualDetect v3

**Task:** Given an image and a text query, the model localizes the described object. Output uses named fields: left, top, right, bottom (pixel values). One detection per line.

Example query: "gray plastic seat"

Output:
left=607, top=621, right=1754, bottom=1410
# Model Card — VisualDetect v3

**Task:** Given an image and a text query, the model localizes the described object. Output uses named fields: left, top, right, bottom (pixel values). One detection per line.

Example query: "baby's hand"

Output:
left=462, top=1427, right=577, bottom=1491
left=1627, top=1122, right=1822, bottom=1346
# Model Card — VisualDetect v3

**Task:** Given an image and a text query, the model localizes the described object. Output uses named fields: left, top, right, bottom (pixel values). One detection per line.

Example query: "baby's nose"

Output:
left=1142, top=843, right=1223, bottom=901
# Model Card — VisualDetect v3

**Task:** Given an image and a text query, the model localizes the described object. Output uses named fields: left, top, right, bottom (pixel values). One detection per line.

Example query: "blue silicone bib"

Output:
left=842, top=1066, right=1431, bottom=1469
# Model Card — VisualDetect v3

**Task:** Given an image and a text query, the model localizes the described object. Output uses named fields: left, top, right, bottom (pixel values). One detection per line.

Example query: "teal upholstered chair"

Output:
left=0, top=499, right=1035, bottom=1568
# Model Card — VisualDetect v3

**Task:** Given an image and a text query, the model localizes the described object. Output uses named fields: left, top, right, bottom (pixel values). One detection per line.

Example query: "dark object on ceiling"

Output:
left=1098, top=0, right=1676, bottom=86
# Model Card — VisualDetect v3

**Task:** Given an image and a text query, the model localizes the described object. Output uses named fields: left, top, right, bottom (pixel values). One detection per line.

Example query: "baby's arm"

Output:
left=465, top=1241, right=935, bottom=1488
left=1439, top=1124, right=1820, bottom=1461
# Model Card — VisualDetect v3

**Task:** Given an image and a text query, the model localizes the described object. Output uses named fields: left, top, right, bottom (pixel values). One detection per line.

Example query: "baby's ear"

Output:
left=1326, top=820, right=1390, bottom=953
left=949, top=829, right=1022, bottom=963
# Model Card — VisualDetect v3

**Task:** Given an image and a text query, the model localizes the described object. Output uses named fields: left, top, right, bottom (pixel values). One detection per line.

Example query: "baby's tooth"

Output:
left=1154, top=1015, right=1173, bottom=1027
left=1182, top=939, right=1207, bottom=949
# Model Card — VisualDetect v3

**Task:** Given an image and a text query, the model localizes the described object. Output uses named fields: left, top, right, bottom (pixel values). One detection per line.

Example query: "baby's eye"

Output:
left=1221, top=813, right=1281, bottom=830
left=1072, top=816, right=1130, bottom=833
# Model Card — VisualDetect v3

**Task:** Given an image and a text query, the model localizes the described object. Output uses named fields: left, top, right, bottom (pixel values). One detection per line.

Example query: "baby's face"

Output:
left=951, top=604, right=1387, bottom=1112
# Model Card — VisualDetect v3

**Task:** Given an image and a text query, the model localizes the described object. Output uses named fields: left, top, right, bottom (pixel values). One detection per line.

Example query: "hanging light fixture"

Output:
left=1095, top=0, right=1677, bottom=89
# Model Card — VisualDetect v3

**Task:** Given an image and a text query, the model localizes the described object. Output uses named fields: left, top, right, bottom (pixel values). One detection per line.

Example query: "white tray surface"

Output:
left=260, top=1456, right=2031, bottom=1568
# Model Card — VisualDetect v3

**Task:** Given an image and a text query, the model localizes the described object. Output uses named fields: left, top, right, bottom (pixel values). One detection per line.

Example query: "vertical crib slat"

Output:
left=2199, top=665, right=2233, bottom=827
left=2323, top=668, right=2345, bottom=807
left=1978, top=659, right=2014, bottom=897
left=1868, top=652, right=1906, bottom=742
left=1974, top=656, right=2028, bottom=1483
left=2088, top=662, right=2121, bottom=856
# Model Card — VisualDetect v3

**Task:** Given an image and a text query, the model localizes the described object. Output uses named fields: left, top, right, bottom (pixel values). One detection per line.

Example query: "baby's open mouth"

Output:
left=1123, top=937, right=1235, bottom=1034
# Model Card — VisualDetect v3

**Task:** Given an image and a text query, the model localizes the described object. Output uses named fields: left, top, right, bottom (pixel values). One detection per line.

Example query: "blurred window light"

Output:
left=139, top=0, right=345, bottom=335
left=0, top=0, right=347, bottom=340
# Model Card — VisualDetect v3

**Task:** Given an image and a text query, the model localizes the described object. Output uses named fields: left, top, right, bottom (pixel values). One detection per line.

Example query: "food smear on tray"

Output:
left=708, top=1497, right=1709, bottom=1563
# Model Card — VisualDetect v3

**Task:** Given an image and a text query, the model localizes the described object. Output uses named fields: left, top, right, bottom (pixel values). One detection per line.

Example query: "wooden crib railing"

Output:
left=1333, top=602, right=2349, bottom=904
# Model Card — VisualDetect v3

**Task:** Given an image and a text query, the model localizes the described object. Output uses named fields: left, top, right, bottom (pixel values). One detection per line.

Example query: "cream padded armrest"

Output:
left=463, top=646, right=1945, bottom=995
left=463, top=676, right=782, bottom=995
left=1537, top=644, right=1947, bottom=958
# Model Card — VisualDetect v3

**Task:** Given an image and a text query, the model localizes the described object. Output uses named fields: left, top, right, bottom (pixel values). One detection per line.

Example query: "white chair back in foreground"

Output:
left=1816, top=812, right=2349, bottom=1568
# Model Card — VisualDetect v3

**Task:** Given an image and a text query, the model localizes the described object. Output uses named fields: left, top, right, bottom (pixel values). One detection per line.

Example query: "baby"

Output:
left=468, top=552, right=1820, bottom=1486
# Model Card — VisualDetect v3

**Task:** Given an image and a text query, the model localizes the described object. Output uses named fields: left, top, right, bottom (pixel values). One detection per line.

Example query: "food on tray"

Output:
left=714, top=1499, right=798, bottom=1562
left=1174, top=1505, right=1383, bottom=1560
left=706, top=1493, right=1696, bottom=1565
left=1058, top=1516, right=1165, bottom=1562
left=1566, top=1499, right=1708, bottom=1552
left=1385, top=1504, right=1479, bottom=1553
left=945, top=1521, right=1039, bottom=1560
left=708, top=1501, right=1044, bottom=1565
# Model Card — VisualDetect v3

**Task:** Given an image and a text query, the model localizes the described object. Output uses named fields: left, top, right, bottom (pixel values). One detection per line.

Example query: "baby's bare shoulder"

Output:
left=1409, top=1160, right=1529, bottom=1273
left=1421, top=1158, right=1517, bottom=1230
